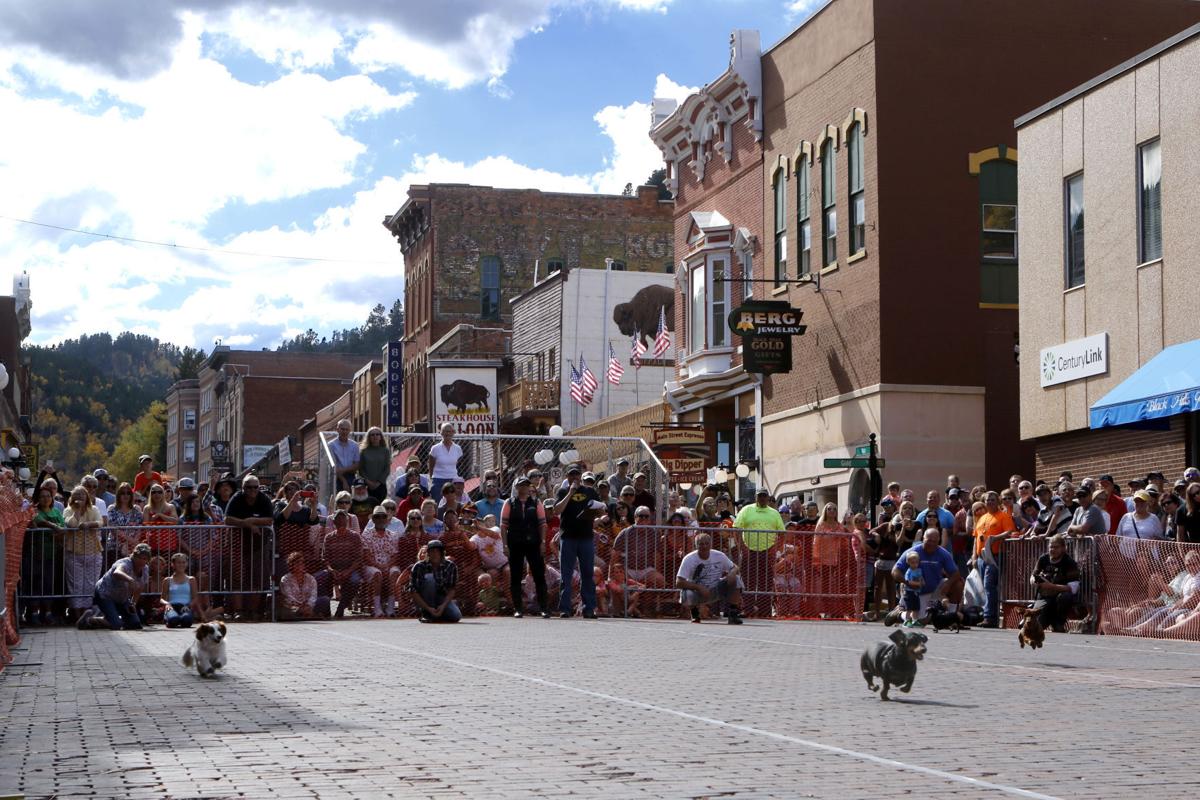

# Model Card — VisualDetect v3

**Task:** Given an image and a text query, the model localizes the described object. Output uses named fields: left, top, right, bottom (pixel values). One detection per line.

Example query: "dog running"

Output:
left=860, top=629, right=927, bottom=701
left=182, top=621, right=228, bottom=678
left=1017, top=606, right=1045, bottom=650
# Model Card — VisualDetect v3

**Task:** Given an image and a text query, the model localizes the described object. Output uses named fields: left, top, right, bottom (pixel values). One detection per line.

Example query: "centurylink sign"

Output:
left=1040, top=332, right=1108, bottom=388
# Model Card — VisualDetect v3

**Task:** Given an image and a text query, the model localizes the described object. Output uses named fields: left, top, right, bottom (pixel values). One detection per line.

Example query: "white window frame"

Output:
left=981, top=203, right=1018, bottom=262
left=183, top=440, right=196, bottom=463
left=687, top=253, right=731, bottom=353
left=183, top=408, right=196, bottom=430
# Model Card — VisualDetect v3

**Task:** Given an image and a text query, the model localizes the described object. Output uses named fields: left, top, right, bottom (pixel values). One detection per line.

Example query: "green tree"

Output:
left=106, top=400, right=167, bottom=483
left=646, top=168, right=672, bottom=201
left=176, top=346, right=207, bottom=380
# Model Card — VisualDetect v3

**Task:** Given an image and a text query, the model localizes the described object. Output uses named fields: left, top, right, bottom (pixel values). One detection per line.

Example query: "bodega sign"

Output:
left=1040, top=332, right=1108, bottom=388
left=728, top=301, right=807, bottom=375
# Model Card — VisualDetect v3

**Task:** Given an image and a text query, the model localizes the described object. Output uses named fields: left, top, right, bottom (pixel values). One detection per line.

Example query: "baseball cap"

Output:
left=1127, top=477, right=1146, bottom=488
left=1074, top=487, right=1090, bottom=498
left=177, top=477, right=196, bottom=489
left=1184, top=467, right=1200, bottom=479
left=1034, top=484, right=1051, bottom=494
left=427, top=539, right=445, bottom=551
left=582, top=472, right=595, bottom=482
left=93, top=468, right=109, bottom=479
left=617, top=458, right=630, bottom=466
left=1099, top=474, right=1115, bottom=484
left=1147, top=486, right=1160, bottom=497
left=947, top=488, right=961, bottom=498
left=138, top=454, right=153, bottom=464
left=372, top=506, right=389, bottom=517
left=567, top=465, right=582, bottom=476
left=515, top=476, right=531, bottom=487
left=1147, top=471, right=1165, bottom=481
left=879, top=496, right=896, bottom=507
left=755, top=487, right=770, bottom=496
left=1133, top=490, right=1151, bottom=502
left=352, top=477, right=367, bottom=487
left=407, top=484, right=424, bottom=495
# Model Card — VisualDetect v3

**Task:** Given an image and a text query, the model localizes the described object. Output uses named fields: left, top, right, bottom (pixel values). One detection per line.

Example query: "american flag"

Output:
left=606, top=342, right=624, bottom=384
left=631, top=331, right=646, bottom=368
left=568, top=362, right=591, bottom=406
left=579, top=355, right=599, bottom=399
left=653, top=306, right=671, bottom=357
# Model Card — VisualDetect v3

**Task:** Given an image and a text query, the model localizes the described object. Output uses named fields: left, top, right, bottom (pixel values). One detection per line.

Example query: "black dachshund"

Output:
left=860, top=629, right=928, bottom=701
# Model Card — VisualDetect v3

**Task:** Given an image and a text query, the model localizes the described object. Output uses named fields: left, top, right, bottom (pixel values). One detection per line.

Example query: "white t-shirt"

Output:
left=429, top=442, right=463, bottom=480
left=677, top=549, right=736, bottom=587
left=471, top=531, right=507, bottom=569
left=1115, top=512, right=1166, bottom=540
left=362, top=528, right=401, bottom=569
left=92, top=496, right=108, bottom=522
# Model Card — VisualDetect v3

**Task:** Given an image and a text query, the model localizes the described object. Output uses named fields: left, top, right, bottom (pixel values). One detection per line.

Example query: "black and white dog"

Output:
left=182, top=621, right=228, bottom=678
left=860, top=629, right=927, bottom=701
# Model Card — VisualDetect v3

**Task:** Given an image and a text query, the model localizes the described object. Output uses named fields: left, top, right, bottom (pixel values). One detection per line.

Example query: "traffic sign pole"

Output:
left=868, top=433, right=878, bottom=527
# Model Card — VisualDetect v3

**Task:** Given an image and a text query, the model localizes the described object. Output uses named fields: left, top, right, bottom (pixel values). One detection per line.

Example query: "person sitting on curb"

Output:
left=674, top=532, right=743, bottom=624
left=410, top=539, right=461, bottom=623
left=79, top=542, right=152, bottom=630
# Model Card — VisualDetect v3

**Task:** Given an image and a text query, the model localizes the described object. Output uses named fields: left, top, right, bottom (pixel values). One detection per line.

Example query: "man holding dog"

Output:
left=1030, top=534, right=1081, bottom=633
left=890, top=529, right=959, bottom=626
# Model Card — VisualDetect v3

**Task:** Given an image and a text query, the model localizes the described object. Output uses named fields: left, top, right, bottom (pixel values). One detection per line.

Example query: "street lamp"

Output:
left=714, top=467, right=728, bottom=483
left=734, top=463, right=751, bottom=479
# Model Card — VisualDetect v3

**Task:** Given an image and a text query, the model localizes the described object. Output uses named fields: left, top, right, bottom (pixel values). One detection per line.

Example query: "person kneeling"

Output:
left=410, top=539, right=461, bottom=623
left=675, top=533, right=743, bottom=625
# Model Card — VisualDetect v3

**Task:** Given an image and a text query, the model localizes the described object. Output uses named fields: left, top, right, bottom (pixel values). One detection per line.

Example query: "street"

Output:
left=3, top=618, right=1199, bottom=798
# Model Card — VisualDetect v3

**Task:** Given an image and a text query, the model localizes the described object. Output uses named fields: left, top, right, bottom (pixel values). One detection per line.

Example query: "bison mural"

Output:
left=441, top=380, right=491, bottom=413
left=613, top=284, right=675, bottom=347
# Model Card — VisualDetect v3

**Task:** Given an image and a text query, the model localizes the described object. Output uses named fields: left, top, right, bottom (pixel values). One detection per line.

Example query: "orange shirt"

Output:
left=973, top=509, right=1015, bottom=557
left=134, top=471, right=163, bottom=497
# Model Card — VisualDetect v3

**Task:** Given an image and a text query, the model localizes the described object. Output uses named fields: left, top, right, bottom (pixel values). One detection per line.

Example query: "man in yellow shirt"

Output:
left=733, top=488, right=785, bottom=616
left=970, top=491, right=1016, bottom=628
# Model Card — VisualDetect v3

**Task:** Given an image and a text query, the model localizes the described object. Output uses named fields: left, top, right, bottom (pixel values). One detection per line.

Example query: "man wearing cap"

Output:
left=396, top=483, right=425, bottom=521
left=349, top=478, right=375, bottom=527
left=79, top=542, right=152, bottom=630
left=553, top=467, right=608, bottom=618
left=133, top=455, right=162, bottom=499
left=173, top=476, right=197, bottom=515
left=1124, top=478, right=1147, bottom=513
left=608, top=459, right=633, bottom=496
left=632, top=472, right=656, bottom=516
left=1031, top=484, right=1069, bottom=538
left=1067, top=487, right=1107, bottom=538
left=1097, top=475, right=1127, bottom=535
left=316, top=510, right=366, bottom=619
left=502, top=476, right=550, bottom=618
left=224, top=475, right=275, bottom=618
left=92, top=469, right=116, bottom=507
left=409, top=539, right=460, bottom=622
left=733, top=488, right=785, bottom=617
left=362, top=506, right=401, bottom=617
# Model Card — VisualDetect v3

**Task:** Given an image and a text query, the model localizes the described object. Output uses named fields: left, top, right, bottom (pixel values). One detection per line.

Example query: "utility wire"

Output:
left=0, top=214, right=397, bottom=266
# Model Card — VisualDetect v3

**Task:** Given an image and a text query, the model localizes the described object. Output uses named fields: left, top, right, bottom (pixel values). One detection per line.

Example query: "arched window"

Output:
left=847, top=123, right=865, bottom=255
left=773, top=169, right=787, bottom=285
left=820, top=139, right=837, bottom=266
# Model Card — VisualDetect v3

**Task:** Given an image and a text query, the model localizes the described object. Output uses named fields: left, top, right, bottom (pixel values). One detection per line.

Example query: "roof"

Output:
left=1016, top=20, right=1200, bottom=128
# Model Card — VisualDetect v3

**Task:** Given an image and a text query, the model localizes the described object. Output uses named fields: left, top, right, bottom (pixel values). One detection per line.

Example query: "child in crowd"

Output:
left=160, top=553, right=202, bottom=628
left=470, top=517, right=508, bottom=583
left=279, top=551, right=330, bottom=620
left=475, top=573, right=503, bottom=616
left=607, top=563, right=643, bottom=618
left=901, top=550, right=924, bottom=627
left=593, top=566, right=609, bottom=615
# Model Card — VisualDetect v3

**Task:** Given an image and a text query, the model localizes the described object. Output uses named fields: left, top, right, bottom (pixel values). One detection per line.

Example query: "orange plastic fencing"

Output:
left=1094, top=535, right=1200, bottom=641
left=2, top=480, right=34, bottom=670
left=999, top=536, right=1100, bottom=632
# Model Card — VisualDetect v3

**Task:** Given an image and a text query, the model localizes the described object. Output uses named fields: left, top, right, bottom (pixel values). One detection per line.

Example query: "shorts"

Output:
left=874, top=558, right=896, bottom=573
left=680, top=575, right=743, bottom=606
left=901, top=589, right=921, bottom=611
left=627, top=566, right=658, bottom=582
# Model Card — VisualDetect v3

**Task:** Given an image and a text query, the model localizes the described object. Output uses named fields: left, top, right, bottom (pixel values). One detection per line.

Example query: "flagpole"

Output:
left=601, top=257, right=613, bottom=421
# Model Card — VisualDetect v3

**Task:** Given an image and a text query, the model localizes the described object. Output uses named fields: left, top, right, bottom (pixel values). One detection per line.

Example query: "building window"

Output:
left=688, top=255, right=729, bottom=352
left=664, top=261, right=675, bottom=274
left=183, top=440, right=196, bottom=463
left=183, top=409, right=196, bottom=430
left=847, top=123, right=865, bottom=254
left=974, top=155, right=1018, bottom=304
left=166, top=448, right=176, bottom=469
left=1065, top=173, right=1085, bottom=289
left=481, top=256, right=501, bottom=320
left=982, top=204, right=1017, bottom=260
left=610, top=260, right=627, bottom=271
left=548, top=346, right=556, bottom=379
left=773, top=170, right=787, bottom=285
left=168, top=412, right=177, bottom=435
left=797, top=158, right=811, bottom=277
left=545, top=258, right=563, bottom=276
left=820, top=139, right=837, bottom=266
left=1139, top=139, right=1162, bottom=263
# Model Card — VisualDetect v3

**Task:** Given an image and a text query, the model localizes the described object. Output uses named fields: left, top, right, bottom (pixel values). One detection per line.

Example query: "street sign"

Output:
left=854, top=445, right=872, bottom=457
left=823, top=457, right=886, bottom=469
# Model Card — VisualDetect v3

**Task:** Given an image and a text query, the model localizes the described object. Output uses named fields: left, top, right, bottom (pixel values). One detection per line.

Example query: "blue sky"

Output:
left=0, top=0, right=814, bottom=349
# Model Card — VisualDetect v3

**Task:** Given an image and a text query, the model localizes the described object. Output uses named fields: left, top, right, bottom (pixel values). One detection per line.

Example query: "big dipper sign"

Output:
left=728, top=300, right=807, bottom=374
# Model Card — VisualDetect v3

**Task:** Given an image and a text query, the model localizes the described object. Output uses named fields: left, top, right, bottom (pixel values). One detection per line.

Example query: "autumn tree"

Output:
left=106, top=401, right=168, bottom=482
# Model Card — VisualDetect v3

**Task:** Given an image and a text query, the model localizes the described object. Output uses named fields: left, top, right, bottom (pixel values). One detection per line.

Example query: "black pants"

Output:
left=509, top=537, right=547, bottom=613
left=1034, top=592, right=1075, bottom=632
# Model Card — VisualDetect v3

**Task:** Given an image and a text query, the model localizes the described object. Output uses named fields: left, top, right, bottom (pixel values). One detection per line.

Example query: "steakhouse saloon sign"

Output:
left=728, top=301, right=808, bottom=374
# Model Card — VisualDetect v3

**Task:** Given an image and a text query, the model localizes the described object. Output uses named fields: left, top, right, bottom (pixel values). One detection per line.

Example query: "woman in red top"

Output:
left=141, top=484, right=179, bottom=555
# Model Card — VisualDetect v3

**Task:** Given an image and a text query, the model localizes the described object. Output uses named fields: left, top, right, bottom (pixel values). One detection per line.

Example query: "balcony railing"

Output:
left=500, top=379, right=559, bottom=416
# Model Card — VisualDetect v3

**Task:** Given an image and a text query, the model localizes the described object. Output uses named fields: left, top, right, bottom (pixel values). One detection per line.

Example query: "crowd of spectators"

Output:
left=13, top=423, right=1200, bottom=638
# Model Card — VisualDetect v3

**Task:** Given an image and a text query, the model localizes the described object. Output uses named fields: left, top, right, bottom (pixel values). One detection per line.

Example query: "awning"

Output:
left=1089, top=339, right=1200, bottom=429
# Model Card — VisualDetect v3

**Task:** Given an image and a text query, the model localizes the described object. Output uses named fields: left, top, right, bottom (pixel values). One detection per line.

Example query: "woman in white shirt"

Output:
left=1116, top=491, right=1166, bottom=541
left=427, top=423, right=463, bottom=501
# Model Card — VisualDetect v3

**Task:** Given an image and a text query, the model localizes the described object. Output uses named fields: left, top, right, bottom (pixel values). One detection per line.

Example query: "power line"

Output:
left=0, top=214, right=398, bottom=266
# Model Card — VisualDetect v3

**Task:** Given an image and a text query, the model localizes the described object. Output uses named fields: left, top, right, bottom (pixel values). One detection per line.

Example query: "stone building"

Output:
left=653, top=0, right=1200, bottom=507
left=1017, top=20, right=1200, bottom=482
left=382, top=184, right=673, bottom=431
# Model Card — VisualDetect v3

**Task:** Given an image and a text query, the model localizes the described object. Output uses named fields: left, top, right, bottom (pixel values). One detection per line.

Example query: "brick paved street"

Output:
left=3, top=618, right=1200, bottom=799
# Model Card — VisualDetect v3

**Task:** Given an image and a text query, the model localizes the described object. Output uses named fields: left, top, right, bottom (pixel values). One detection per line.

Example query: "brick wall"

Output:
left=1035, top=418, right=1187, bottom=487
left=242, top=377, right=353, bottom=447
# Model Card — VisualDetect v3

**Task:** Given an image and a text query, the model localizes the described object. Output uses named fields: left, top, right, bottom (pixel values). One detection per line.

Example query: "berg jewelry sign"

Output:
left=1039, top=332, right=1108, bottom=388
left=727, top=301, right=807, bottom=375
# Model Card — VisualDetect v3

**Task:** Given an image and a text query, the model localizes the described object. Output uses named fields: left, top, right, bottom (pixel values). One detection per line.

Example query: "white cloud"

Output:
left=785, top=0, right=827, bottom=20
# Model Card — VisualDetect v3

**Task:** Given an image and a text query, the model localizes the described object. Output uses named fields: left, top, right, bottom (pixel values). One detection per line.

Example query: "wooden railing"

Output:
left=500, top=379, right=559, bottom=415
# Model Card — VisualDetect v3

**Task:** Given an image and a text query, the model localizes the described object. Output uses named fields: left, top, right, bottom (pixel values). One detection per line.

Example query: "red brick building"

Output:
left=655, top=0, right=1200, bottom=507
left=382, top=184, right=673, bottom=431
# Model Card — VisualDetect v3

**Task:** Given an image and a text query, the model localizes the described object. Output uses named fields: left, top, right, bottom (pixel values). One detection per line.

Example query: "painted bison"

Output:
left=441, top=380, right=491, bottom=413
left=613, top=284, right=675, bottom=347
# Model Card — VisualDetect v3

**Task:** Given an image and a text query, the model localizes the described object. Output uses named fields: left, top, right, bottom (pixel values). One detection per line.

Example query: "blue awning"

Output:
left=1089, top=339, right=1200, bottom=429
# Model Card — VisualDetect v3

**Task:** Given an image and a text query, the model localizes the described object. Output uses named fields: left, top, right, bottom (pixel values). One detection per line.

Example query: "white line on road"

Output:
left=320, top=629, right=1062, bottom=800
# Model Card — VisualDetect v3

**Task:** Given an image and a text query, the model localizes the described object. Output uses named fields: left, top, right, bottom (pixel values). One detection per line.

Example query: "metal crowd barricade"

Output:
left=607, top=524, right=865, bottom=620
left=998, top=535, right=1099, bottom=633
left=17, top=524, right=277, bottom=623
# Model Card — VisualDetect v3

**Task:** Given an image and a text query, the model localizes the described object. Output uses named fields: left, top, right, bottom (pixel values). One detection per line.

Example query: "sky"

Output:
left=1, top=0, right=821, bottom=350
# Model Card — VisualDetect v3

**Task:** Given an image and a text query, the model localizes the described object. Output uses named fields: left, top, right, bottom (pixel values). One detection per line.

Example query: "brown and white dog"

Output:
left=1018, top=607, right=1045, bottom=650
left=182, top=621, right=228, bottom=677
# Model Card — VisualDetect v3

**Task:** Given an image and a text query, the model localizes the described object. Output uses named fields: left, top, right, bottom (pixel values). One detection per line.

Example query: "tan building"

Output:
left=164, top=379, right=199, bottom=479
left=1017, top=21, right=1200, bottom=481
left=351, top=359, right=382, bottom=433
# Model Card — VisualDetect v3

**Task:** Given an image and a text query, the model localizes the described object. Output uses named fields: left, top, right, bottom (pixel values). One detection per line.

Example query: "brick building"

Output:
left=382, top=184, right=673, bottom=431
left=164, top=378, right=199, bottom=478
left=350, top=358, right=382, bottom=432
left=654, top=0, right=1200, bottom=507
left=0, top=273, right=33, bottom=455
left=1017, top=21, right=1200, bottom=483
left=192, top=348, right=363, bottom=479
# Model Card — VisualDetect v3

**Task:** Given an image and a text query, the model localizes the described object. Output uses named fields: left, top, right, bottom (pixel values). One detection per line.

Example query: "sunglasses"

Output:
left=636, top=513, right=651, bottom=519
left=150, top=490, right=163, bottom=495
left=337, top=500, right=351, bottom=505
